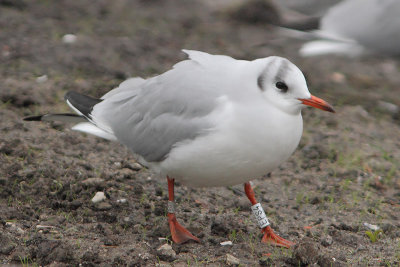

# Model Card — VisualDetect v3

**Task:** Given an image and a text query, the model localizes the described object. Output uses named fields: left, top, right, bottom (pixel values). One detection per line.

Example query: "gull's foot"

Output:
left=168, top=213, right=200, bottom=244
left=261, top=226, right=295, bottom=248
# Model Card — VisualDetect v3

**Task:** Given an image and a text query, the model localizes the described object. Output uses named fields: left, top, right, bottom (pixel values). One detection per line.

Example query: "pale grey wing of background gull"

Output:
left=274, top=0, right=341, bottom=16
left=299, top=0, right=400, bottom=56
left=90, top=50, right=235, bottom=163
left=270, top=0, right=341, bottom=31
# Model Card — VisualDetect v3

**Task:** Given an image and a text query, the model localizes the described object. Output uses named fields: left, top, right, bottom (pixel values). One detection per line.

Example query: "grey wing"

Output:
left=92, top=60, right=222, bottom=163
left=322, top=0, right=400, bottom=54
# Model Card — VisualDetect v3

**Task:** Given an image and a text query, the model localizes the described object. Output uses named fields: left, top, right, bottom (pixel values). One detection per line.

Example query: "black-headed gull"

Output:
left=24, top=50, right=334, bottom=247
left=286, top=0, right=400, bottom=57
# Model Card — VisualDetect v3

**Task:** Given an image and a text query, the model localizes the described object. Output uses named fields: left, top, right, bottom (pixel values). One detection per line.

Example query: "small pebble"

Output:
left=363, top=222, right=379, bottom=231
left=157, top=243, right=176, bottom=262
left=226, top=254, right=240, bottom=266
left=377, top=100, right=399, bottom=114
left=114, top=162, right=122, bottom=168
left=220, top=240, right=233, bottom=246
left=293, top=239, right=320, bottom=265
left=124, top=162, right=142, bottom=171
left=139, top=252, right=151, bottom=260
left=92, top=192, right=106, bottom=203
left=81, top=178, right=105, bottom=187
left=62, top=34, right=77, bottom=44
left=123, top=216, right=134, bottom=223
left=131, top=162, right=142, bottom=170
left=321, top=235, right=333, bottom=247
left=96, top=202, right=112, bottom=211
left=36, top=75, right=48, bottom=83
left=117, top=198, right=127, bottom=204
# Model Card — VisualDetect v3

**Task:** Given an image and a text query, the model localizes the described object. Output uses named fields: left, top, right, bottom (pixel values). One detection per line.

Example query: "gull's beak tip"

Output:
left=299, top=95, right=335, bottom=113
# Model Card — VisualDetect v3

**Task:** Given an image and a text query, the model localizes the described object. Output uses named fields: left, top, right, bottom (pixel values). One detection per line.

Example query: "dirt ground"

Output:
left=1, top=0, right=400, bottom=266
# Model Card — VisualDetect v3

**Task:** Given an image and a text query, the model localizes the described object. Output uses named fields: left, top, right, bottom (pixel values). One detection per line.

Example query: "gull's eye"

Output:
left=275, top=81, right=288, bottom=93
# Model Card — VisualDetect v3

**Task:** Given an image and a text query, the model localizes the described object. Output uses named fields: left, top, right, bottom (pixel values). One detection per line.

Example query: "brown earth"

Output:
left=1, top=0, right=400, bottom=266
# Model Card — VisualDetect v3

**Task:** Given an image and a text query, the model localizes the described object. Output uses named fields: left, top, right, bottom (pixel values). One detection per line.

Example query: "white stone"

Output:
left=139, top=253, right=151, bottom=260
left=220, top=240, right=233, bottom=246
left=226, top=254, right=240, bottom=266
left=62, top=34, right=77, bottom=44
left=91, top=192, right=106, bottom=203
left=36, top=75, right=48, bottom=83
left=363, top=222, right=380, bottom=231
left=114, top=162, right=122, bottom=168
left=117, top=198, right=127, bottom=204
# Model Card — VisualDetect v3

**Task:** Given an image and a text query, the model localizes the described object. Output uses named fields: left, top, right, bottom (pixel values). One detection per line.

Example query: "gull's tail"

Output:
left=277, top=26, right=365, bottom=57
left=24, top=91, right=117, bottom=141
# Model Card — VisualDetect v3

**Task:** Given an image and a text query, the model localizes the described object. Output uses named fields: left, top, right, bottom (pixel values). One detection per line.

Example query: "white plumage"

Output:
left=26, top=50, right=334, bottom=187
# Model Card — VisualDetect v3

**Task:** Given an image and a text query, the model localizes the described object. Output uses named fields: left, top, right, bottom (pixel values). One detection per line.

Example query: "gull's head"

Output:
left=255, top=56, right=334, bottom=115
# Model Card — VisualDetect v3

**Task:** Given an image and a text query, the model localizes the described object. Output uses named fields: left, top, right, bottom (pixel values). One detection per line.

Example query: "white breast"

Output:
left=156, top=99, right=303, bottom=187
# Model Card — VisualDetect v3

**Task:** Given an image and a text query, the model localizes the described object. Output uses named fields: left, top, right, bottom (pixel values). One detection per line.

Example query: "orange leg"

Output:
left=244, top=182, right=295, bottom=248
left=167, top=177, right=200, bottom=244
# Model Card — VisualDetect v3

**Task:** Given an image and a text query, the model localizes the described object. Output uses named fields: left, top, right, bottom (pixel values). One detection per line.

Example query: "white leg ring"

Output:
left=251, top=203, right=270, bottom=228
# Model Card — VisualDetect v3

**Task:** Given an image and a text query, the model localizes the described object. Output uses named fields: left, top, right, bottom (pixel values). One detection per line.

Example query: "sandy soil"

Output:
left=1, top=0, right=400, bottom=266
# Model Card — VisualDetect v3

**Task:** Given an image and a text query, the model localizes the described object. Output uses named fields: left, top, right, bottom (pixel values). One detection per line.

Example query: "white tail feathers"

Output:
left=300, top=40, right=365, bottom=57
left=72, top=122, right=117, bottom=141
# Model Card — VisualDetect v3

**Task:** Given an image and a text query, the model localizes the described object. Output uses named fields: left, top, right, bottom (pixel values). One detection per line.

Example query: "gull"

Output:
left=281, top=0, right=400, bottom=57
left=24, top=50, right=334, bottom=247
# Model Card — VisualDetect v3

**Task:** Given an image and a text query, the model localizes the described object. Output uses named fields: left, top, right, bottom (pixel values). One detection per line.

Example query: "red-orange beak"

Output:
left=299, top=95, right=335, bottom=113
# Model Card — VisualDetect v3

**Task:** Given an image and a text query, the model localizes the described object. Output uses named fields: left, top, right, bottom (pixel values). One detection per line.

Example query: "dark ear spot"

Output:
left=257, top=75, right=265, bottom=91
left=275, top=81, right=288, bottom=93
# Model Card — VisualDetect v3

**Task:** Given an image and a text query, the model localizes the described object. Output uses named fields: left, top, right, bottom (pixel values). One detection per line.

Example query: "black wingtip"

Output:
left=64, top=91, right=102, bottom=117
left=23, top=115, right=43, bottom=121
